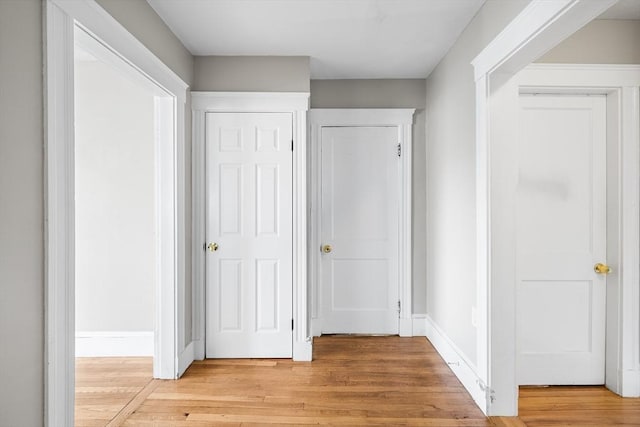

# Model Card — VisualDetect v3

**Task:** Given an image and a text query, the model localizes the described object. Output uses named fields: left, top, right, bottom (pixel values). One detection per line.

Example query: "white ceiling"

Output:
left=598, top=0, right=640, bottom=20
left=147, top=0, right=485, bottom=79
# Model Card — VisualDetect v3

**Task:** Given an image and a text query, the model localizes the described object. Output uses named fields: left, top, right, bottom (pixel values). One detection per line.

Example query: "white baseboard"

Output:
left=399, top=317, right=413, bottom=337
left=311, top=318, right=322, bottom=337
left=424, top=316, right=489, bottom=415
left=178, top=341, right=195, bottom=377
left=412, top=315, right=427, bottom=336
left=293, top=339, right=313, bottom=361
left=621, top=369, right=640, bottom=397
left=193, top=338, right=205, bottom=360
left=75, top=331, right=153, bottom=357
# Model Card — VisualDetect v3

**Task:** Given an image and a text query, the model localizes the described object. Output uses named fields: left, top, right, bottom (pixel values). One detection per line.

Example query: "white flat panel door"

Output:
left=320, top=126, right=399, bottom=334
left=205, top=112, right=293, bottom=358
left=517, top=95, right=607, bottom=385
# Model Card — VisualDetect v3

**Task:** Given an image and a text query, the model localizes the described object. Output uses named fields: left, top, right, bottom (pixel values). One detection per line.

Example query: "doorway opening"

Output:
left=510, top=64, right=640, bottom=405
left=469, top=0, right=640, bottom=416
left=46, top=2, right=187, bottom=423
left=73, top=31, right=159, bottom=425
left=74, top=34, right=157, bottom=361
left=70, top=24, right=176, bottom=376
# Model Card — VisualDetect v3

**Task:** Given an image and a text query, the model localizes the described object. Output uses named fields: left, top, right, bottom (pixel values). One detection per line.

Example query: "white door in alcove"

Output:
left=205, top=112, right=293, bottom=358
left=320, top=126, right=400, bottom=334
left=516, top=94, right=607, bottom=385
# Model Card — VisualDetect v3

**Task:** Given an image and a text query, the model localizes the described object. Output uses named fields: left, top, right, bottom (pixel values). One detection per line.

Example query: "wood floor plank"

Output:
left=106, top=379, right=162, bottom=427
left=75, top=357, right=153, bottom=427
left=489, top=417, right=528, bottom=427
left=132, top=336, right=489, bottom=425
left=518, top=385, right=640, bottom=426
left=75, top=336, right=640, bottom=426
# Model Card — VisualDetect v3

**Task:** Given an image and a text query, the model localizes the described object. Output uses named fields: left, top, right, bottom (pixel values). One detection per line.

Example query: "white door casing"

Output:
left=46, top=0, right=188, bottom=425
left=205, top=112, right=293, bottom=358
left=516, top=94, right=607, bottom=385
left=320, top=126, right=400, bottom=334
left=309, top=109, right=414, bottom=337
left=192, top=92, right=311, bottom=362
left=470, top=0, right=632, bottom=416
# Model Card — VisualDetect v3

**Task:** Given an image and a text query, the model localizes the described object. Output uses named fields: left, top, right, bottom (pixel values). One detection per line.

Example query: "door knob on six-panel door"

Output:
left=594, top=263, right=611, bottom=274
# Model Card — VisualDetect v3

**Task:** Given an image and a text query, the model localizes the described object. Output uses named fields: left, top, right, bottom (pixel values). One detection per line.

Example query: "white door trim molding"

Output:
left=308, top=108, right=415, bottom=337
left=471, top=0, right=617, bottom=81
left=45, top=1, right=188, bottom=425
left=191, top=91, right=311, bottom=361
left=518, top=63, right=640, bottom=396
left=471, top=0, right=633, bottom=416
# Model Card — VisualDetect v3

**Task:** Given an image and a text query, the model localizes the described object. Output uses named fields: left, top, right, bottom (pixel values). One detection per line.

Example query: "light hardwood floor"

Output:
left=75, top=336, right=640, bottom=426
left=75, top=357, right=154, bottom=426
left=515, top=385, right=640, bottom=426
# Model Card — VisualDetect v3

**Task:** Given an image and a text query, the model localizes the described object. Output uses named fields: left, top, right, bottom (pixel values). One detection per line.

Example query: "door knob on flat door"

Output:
left=594, top=263, right=611, bottom=275
left=321, top=244, right=332, bottom=254
left=207, top=242, right=219, bottom=252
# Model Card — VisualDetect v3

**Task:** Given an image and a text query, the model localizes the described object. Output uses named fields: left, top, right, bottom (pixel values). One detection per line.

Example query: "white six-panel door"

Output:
left=320, top=126, right=400, bottom=334
left=205, top=112, right=293, bottom=358
left=516, top=94, right=607, bottom=384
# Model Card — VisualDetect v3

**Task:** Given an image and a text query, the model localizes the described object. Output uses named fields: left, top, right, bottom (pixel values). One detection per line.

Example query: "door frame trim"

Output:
left=191, top=91, right=312, bottom=361
left=517, top=63, right=640, bottom=391
left=308, top=108, right=415, bottom=337
left=470, top=0, right=620, bottom=416
left=45, top=0, right=188, bottom=425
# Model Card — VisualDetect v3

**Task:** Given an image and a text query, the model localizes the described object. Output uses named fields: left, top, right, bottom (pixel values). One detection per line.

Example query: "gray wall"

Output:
left=194, top=56, right=310, bottom=92
left=310, top=79, right=427, bottom=314
left=0, top=1, right=194, bottom=424
left=95, top=0, right=194, bottom=84
left=537, top=19, right=640, bottom=64
left=424, top=0, right=530, bottom=366
left=0, top=1, right=44, bottom=425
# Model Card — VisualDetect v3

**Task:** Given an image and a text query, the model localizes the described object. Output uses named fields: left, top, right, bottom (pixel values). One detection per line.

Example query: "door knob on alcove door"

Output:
left=594, top=263, right=611, bottom=274
left=207, top=242, right=219, bottom=252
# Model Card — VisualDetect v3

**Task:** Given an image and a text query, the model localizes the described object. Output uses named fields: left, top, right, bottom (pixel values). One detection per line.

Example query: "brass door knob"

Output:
left=321, top=244, right=332, bottom=254
left=594, top=263, right=611, bottom=274
left=207, top=242, right=219, bottom=252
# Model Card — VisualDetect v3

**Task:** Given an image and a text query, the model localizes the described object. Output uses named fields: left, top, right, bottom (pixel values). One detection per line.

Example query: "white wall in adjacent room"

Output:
left=74, top=52, right=156, bottom=339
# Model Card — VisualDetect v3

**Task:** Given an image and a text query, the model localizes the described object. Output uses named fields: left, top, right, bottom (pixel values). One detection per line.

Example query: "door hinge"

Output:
left=291, top=319, right=294, bottom=330
left=397, top=300, right=401, bottom=314
left=397, top=143, right=401, bottom=157
left=291, top=139, right=294, bottom=151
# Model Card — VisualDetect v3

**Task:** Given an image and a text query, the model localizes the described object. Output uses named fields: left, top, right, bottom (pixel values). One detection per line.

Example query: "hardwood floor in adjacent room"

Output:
left=75, top=357, right=154, bottom=426
left=514, top=385, right=640, bottom=426
left=75, top=336, right=640, bottom=426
